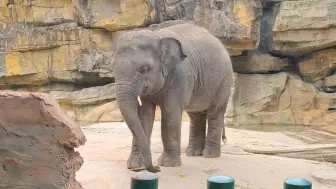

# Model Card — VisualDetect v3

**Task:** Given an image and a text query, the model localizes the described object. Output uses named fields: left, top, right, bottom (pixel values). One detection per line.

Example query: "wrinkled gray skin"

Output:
left=111, top=24, right=233, bottom=173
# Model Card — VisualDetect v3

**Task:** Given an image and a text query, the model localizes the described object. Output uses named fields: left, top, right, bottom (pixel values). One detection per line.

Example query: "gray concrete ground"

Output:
left=76, top=122, right=336, bottom=189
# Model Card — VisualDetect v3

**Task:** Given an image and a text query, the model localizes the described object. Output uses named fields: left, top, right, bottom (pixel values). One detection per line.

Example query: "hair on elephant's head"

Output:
left=110, top=30, right=187, bottom=173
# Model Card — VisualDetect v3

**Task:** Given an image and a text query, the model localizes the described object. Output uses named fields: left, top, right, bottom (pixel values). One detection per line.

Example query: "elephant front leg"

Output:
left=127, top=99, right=156, bottom=170
left=157, top=105, right=183, bottom=167
left=186, top=112, right=206, bottom=156
left=202, top=110, right=225, bottom=158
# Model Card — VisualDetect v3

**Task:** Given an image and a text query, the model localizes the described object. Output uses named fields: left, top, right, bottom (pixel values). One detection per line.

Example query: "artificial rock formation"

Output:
left=155, top=0, right=263, bottom=56
left=298, top=49, right=336, bottom=83
left=226, top=72, right=336, bottom=128
left=265, top=0, right=336, bottom=56
left=0, top=90, right=86, bottom=189
left=323, top=75, right=336, bottom=93
left=0, top=0, right=336, bottom=132
left=231, top=51, right=290, bottom=74
left=49, top=83, right=122, bottom=123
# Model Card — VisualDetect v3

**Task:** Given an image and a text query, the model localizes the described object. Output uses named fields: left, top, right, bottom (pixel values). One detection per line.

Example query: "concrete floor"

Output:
left=76, top=122, right=336, bottom=189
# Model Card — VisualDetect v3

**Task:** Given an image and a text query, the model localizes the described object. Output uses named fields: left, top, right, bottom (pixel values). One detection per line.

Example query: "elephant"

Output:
left=111, top=23, right=234, bottom=173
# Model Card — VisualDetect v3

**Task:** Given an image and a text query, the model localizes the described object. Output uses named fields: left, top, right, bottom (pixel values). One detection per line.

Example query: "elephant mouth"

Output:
left=140, top=82, right=160, bottom=96
left=140, top=87, right=162, bottom=96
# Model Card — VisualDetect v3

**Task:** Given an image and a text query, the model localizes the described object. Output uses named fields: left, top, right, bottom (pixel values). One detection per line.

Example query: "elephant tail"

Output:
left=222, top=126, right=227, bottom=144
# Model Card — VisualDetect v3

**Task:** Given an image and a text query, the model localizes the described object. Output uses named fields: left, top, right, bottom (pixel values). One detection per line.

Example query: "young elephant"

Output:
left=111, top=23, right=233, bottom=173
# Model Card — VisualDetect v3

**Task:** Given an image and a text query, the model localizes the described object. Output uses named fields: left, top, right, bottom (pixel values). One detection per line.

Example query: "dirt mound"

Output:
left=0, top=90, right=86, bottom=189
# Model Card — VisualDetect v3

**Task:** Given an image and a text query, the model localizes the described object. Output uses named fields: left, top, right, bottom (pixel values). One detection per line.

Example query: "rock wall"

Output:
left=0, top=90, right=86, bottom=189
left=0, top=0, right=335, bottom=132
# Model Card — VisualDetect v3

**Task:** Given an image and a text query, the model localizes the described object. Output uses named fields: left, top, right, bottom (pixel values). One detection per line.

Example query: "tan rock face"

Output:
left=0, top=23, right=115, bottom=86
left=77, top=102, right=123, bottom=123
left=0, top=0, right=154, bottom=30
left=155, top=0, right=263, bottom=56
left=0, top=0, right=75, bottom=27
left=2, top=45, right=81, bottom=85
left=227, top=72, right=336, bottom=127
left=0, top=22, right=80, bottom=52
left=48, top=84, right=119, bottom=123
left=44, top=83, right=193, bottom=124
left=73, top=0, right=156, bottom=31
left=298, top=49, right=336, bottom=82
left=232, top=52, right=290, bottom=73
left=50, top=83, right=116, bottom=106
left=0, top=90, right=86, bottom=189
left=196, top=0, right=262, bottom=56
left=323, top=75, right=336, bottom=92
left=270, top=0, right=336, bottom=55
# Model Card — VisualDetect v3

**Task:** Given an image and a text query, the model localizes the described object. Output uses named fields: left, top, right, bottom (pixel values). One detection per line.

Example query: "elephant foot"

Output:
left=157, top=151, right=181, bottom=167
left=186, top=146, right=203, bottom=156
left=127, top=153, right=144, bottom=169
left=202, top=145, right=221, bottom=158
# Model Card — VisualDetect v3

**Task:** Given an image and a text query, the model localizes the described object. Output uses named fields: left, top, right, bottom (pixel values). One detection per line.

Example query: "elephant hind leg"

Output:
left=202, top=107, right=226, bottom=158
left=186, top=111, right=207, bottom=157
left=202, top=81, right=232, bottom=158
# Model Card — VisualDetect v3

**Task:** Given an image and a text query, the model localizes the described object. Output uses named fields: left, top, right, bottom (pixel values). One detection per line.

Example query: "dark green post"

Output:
left=130, top=172, right=158, bottom=189
left=284, top=178, right=312, bottom=189
left=207, top=175, right=235, bottom=189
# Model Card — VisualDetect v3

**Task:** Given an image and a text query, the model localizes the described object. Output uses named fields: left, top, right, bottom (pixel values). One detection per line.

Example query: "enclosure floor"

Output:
left=76, top=122, right=335, bottom=189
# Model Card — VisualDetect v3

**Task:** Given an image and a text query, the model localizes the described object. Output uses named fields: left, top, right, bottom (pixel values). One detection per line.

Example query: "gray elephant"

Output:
left=111, top=23, right=233, bottom=173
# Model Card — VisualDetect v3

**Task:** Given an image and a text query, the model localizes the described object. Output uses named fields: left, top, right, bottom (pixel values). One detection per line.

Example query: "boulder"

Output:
left=298, top=48, right=336, bottom=83
left=269, top=0, right=336, bottom=55
left=0, top=90, right=86, bottom=189
left=227, top=72, right=336, bottom=129
left=323, top=74, right=336, bottom=93
left=232, top=51, right=290, bottom=73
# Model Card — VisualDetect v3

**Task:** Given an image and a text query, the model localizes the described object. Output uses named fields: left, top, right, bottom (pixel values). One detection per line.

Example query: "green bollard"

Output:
left=207, top=175, right=235, bottom=189
left=284, top=178, right=312, bottom=189
left=131, top=172, right=158, bottom=189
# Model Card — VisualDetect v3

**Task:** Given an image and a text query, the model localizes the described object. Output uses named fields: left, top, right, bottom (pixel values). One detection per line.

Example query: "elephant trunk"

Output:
left=115, top=79, right=159, bottom=173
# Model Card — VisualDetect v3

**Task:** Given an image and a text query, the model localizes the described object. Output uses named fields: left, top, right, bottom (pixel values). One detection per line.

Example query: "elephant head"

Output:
left=111, top=30, right=187, bottom=172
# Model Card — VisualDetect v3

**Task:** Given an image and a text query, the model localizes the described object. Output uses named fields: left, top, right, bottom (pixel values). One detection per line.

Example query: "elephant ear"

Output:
left=159, top=37, right=187, bottom=76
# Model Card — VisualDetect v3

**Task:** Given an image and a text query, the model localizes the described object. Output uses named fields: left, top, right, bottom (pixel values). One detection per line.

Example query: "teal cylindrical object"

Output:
left=207, top=175, right=235, bottom=189
left=284, top=178, right=312, bottom=189
left=130, top=172, right=158, bottom=189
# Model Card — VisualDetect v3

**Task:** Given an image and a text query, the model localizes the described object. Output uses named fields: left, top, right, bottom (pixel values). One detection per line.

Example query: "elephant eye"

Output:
left=139, top=66, right=148, bottom=75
